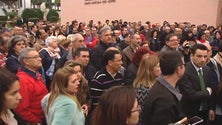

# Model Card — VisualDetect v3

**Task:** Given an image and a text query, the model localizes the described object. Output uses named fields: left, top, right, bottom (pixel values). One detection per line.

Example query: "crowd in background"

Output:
left=0, top=18, right=222, bottom=125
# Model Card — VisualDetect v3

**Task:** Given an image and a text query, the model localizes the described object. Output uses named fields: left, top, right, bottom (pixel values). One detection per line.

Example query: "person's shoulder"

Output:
left=126, top=62, right=137, bottom=71
left=6, top=55, right=17, bottom=61
left=39, top=48, right=48, bottom=54
left=54, top=95, right=77, bottom=107
left=94, top=42, right=103, bottom=48
left=92, top=45, right=102, bottom=54
left=148, top=83, right=175, bottom=104
left=16, top=70, right=28, bottom=77
left=87, top=64, right=97, bottom=71
left=41, top=94, right=50, bottom=108
left=122, top=46, right=130, bottom=52
left=184, top=62, right=196, bottom=72
left=92, top=70, right=107, bottom=80
left=33, top=40, right=41, bottom=46
left=149, top=82, right=168, bottom=95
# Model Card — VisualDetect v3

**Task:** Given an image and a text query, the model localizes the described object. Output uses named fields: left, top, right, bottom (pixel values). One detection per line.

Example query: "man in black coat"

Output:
left=141, top=51, right=186, bottom=125
left=91, top=27, right=116, bottom=71
left=178, top=44, right=214, bottom=124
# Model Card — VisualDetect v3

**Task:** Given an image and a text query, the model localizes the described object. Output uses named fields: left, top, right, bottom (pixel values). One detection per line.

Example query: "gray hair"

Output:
left=18, top=48, right=37, bottom=65
left=7, top=35, right=27, bottom=55
left=98, top=27, right=111, bottom=38
left=67, top=33, right=82, bottom=43
left=45, top=36, right=57, bottom=47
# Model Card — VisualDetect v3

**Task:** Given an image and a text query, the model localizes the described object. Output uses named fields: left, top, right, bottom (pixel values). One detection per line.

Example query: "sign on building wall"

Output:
left=85, top=0, right=116, bottom=5
left=61, top=0, right=220, bottom=26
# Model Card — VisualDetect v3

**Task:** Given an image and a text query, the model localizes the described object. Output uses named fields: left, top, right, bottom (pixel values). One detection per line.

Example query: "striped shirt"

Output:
left=89, top=68, right=124, bottom=110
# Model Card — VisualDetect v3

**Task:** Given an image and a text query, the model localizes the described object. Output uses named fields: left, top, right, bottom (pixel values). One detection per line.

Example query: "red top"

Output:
left=15, top=69, right=48, bottom=124
left=84, top=36, right=98, bottom=50
left=0, top=52, right=6, bottom=67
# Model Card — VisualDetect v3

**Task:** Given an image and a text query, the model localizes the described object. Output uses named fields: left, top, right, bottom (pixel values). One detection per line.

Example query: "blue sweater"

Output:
left=41, top=94, right=85, bottom=125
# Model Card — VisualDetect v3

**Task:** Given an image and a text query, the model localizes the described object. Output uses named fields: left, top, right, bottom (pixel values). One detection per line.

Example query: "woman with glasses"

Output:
left=91, top=86, right=140, bottom=125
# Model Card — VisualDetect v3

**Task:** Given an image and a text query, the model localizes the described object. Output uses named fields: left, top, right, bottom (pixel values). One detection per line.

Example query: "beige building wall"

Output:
left=61, top=0, right=222, bottom=26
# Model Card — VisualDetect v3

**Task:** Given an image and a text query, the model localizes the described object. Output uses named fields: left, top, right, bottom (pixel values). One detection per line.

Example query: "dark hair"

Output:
left=0, top=68, right=19, bottom=113
left=36, top=29, right=46, bottom=39
left=202, top=24, right=207, bottom=27
left=102, top=49, right=121, bottom=66
left=91, top=86, right=136, bottom=125
left=150, top=29, right=159, bottom=38
left=214, top=30, right=222, bottom=40
left=36, top=29, right=41, bottom=39
left=29, top=25, right=36, bottom=31
left=218, top=40, right=222, bottom=52
left=165, top=33, right=178, bottom=42
left=74, top=47, right=89, bottom=57
left=197, top=31, right=206, bottom=40
left=7, top=35, right=26, bottom=57
left=190, top=44, right=208, bottom=55
left=159, top=51, right=183, bottom=75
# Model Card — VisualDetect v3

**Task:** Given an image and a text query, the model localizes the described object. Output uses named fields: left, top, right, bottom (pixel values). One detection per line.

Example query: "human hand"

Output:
left=175, top=117, right=188, bottom=124
left=82, top=104, right=89, bottom=116
left=209, top=110, right=215, bottom=121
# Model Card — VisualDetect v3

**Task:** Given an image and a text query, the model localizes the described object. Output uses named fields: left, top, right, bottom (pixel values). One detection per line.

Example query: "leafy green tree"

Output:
left=22, top=8, right=43, bottom=23
left=45, top=0, right=53, bottom=9
left=46, top=9, right=59, bottom=22
left=7, top=11, right=17, bottom=20
left=0, top=16, right=7, bottom=22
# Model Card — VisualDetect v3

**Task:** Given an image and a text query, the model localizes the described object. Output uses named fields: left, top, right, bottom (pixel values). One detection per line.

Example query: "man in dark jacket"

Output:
left=178, top=44, right=214, bottom=124
left=141, top=51, right=185, bottom=125
left=91, top=27, right=115, bottom=71
left=74, top=47, right=97, bottom=81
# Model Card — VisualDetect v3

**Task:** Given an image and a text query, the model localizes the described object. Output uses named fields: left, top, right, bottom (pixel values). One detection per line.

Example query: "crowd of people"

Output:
left=0, top=19, right=222, bottom=125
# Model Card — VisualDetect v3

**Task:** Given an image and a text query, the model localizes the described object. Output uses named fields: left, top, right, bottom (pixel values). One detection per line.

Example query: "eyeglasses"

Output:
left=131, top=105, right=141, bottom=113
